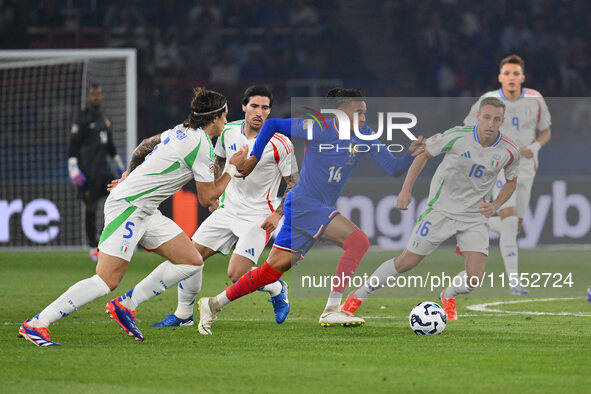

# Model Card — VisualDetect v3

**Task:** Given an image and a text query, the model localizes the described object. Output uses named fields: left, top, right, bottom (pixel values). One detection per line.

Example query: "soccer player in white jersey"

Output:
left=144, top=86, right=298, bottom=327
left=462, top=55, right=551, bottom=295
left=18, top=88, right=245, bottom=346
left=342, top=97, right=520, bottom=320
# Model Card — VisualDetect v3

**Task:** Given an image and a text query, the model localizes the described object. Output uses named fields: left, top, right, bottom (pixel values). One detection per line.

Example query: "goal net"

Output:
left=0, top=49, right=136, bottom=249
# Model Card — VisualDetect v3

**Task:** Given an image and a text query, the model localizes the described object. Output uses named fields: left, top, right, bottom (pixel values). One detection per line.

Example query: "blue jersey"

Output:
left=251, top=117, right=413, bottom=206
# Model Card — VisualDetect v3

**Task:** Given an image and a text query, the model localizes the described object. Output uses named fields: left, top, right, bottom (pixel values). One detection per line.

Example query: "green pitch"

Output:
left=1, top=249, right=590, bottom=393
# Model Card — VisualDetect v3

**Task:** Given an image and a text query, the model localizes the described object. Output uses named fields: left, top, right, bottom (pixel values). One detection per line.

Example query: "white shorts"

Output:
left=98, top=197, right=183, bottom=261
left=192, top=208, right=270, bottom=264
left=406, top=209, right=489, bottom=256
left=491, top=159, right=536, bottom=218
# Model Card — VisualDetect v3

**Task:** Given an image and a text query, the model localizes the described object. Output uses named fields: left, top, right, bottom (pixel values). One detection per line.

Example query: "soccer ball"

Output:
left=409, top=301, right=447, bottom=335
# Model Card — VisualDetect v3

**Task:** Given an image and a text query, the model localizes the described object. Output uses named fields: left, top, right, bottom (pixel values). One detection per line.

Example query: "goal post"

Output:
left=0, top=48, right=136, bottom=249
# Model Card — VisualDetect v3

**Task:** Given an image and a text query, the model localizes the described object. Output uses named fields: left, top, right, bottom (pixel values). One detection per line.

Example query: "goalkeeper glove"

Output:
left=68, top=157, right=86, bottom=187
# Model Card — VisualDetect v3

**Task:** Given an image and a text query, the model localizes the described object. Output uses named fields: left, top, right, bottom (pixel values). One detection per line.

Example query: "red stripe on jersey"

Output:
left=266, top=189, right=274, bottom=213
left=265, top=231, right=271, bottom=245
left=504, top=148, right=515, bottom=169
left=524, top=88, right=542, bottom=97
left=269, top=141, right=280, bottom=164
left=537, top=100, right=541, bottom=125
left=273, top=244, right=297, bottom=253
left=273, top=134, right=291, bottom=154
left=502, top=135, right=520, bottom=152
left=533, top=156, right=538, bottom=172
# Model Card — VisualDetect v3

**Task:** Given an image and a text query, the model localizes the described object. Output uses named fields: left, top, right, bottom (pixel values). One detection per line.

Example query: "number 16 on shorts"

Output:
left=416, top=220, right=432, bottom=237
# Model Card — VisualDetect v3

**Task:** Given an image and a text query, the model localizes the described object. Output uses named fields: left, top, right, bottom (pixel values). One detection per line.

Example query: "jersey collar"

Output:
left=473, top=125, right=502, bottom=147
left=498, top=88, right=525, bottom=101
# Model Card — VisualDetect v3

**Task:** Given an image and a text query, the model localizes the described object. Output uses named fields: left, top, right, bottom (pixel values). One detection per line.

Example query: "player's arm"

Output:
left=195, top=146, right=247, bottom=207
left=480, top=177, right=518, bottom=218
left=212, top=155, right=226, bottom=181
left=521, top=127, right=551, bottom=159
left=105, top=123, right=125, bottom=176
left=127, top=134, right=161, bottom=173
left=397, top=150, right=433, bottom=210
left=67, top=118, right=86, bottom=187
left=238, top=118, right=306, bottom=177
left=107, top=133, right=162, bottom=190
left=369, top=136, right=425, bottom=177
left=260, top=171, right=299, bottom=232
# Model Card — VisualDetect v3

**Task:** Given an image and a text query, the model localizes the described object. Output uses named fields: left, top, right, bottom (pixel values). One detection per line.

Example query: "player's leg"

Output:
left=107, top=211, right=202, bottom=340
left=343, top=210, right=450, bottom=315
left=489, top=172, right=526, bottom=295
left=152, top=241, right=216, bottom=327
left=198, top=246, right=293, bottom=335
left=441, top=222, right=489, bottom=320
left=320, top=214, right=370, bottom=314
left=343, top=248, right=427, bottom=313
left=155, top=209, right=237, bottom=326
left=20, top=251, right=126, bottom=347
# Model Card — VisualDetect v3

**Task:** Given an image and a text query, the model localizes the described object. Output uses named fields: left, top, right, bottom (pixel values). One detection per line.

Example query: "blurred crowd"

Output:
left=385, top=0, right=591, bottom=96
left=1, top=0, right=590, bottom=138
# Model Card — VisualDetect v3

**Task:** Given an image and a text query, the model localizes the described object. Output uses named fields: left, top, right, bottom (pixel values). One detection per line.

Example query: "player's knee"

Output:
left=227, top=268, right=246, bottom=283
left=343, top=229, right=370, bottom=253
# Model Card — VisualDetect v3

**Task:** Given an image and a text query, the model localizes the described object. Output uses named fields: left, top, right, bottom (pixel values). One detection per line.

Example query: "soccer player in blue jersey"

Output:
left=196, top=88, right=426, bottom=334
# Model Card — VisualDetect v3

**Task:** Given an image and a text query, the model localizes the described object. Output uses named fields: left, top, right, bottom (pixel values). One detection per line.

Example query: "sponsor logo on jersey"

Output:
left=229, top=143, right=237, bottom=152
left=245, top=248, right=255, bottom=256
left=461, top=151, right=472, bottom=158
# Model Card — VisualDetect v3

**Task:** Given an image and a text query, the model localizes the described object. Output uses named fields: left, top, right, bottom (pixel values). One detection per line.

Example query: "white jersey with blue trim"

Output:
left=424, top=125, right=520, bottom=222
left=215, top=120, right=296, bottom=219
left=463, top=88, right=551, bottom=148
left=110, top=124, right=215, bottom=214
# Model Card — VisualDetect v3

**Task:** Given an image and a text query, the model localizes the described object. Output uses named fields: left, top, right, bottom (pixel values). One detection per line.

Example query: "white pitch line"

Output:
left=466, top=297, right=591, bottom=317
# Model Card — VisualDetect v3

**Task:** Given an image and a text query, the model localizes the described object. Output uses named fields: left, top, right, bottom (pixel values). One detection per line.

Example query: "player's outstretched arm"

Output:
left=479, top=177, right=518, bottom=218
left=238, top=118, right=298, bottom=177
left=397, top=150, right=432, bottom=210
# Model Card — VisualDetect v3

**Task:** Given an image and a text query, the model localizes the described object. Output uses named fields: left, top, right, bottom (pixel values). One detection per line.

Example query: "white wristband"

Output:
left=528, top=141, right=541, bottom=154
left=224, top=164, right=238, bottom=177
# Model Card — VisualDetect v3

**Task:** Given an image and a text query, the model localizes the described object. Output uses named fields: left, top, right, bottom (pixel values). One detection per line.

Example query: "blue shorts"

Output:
left=273, top=192, right=340, bottom=257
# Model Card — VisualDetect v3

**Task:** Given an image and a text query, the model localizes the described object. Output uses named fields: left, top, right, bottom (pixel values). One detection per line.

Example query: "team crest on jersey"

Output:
left=104, top=117, right=111, bottom=128
left=121, top=240, right=130, bottom=253
left=491, top=154, right=501, bottom=168
left=347, top=142, right=359, bottom=164
left=209, top=162, right=215, bottom=175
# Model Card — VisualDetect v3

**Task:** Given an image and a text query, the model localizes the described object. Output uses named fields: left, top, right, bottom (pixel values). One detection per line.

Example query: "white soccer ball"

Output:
left=409, top=301, right=447, bottom=335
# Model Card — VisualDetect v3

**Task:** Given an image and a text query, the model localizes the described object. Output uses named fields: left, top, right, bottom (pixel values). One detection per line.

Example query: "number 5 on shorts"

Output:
left=123, top=221, right=135, bottom=239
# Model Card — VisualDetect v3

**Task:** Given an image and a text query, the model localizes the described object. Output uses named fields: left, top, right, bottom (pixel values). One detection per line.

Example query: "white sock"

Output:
left=324, top=291, right=344, bottom=311
left=174, top=263, right=203, bottom=319
left=499, top=216, right=519, bottom=284
left=355, top=258, right=397, bottom=301
left=444, top=270, right=476, bottom=298
left=29, top=274, right=110, bottom=327
left=215, top=290, right=230, bottom=308
left=259, top=281, right=282, bottom=297
left=253, top=268, right=282, bottom=297
left=489, top=216, right=502, bottom=234
left=119, top=261, right=200, bottom=310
